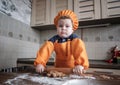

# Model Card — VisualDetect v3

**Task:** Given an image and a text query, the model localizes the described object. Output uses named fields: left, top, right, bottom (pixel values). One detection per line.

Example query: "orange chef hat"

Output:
left=54, top=10, right=79, bottom=30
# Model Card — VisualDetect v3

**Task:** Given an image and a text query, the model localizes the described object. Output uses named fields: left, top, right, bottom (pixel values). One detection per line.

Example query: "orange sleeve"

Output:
left=72, top=39, right=89, bottom=69
left=34, top=41, right=54, bottom=67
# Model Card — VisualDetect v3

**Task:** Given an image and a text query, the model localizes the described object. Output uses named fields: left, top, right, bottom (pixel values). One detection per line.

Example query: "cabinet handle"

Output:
left=35, top=23, right=44, bottom=25
left=79, top=17, right=93, bottom=20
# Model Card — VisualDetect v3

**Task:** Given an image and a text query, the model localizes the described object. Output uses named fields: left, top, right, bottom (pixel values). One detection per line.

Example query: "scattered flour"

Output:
left=5, top=73, right=66, bottom=85
left=5, top=73, right=29, bottom=85
left=28, top=76, right=66, bottom=85
left=5, top=73, right=95, bottom=85
left=69, top=74, right=96, bottom=79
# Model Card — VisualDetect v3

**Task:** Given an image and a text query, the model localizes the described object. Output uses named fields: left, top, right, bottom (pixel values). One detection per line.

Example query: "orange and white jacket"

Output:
left=34, top=34, right=89, bottom=69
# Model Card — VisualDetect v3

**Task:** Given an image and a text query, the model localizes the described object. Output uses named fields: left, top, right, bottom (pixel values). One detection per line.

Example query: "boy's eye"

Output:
left=59, top=25, right=63, bottom=27
left=58, top=25, right=70, bottom=28
left=66, top=25, right=69, bottom=27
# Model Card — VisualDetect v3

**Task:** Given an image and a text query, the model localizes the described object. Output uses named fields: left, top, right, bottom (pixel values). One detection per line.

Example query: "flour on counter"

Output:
left=5, top=73, right=67, bottom=85
left=5, top=73, right=96, bottom=85
left=69, top=74, right=96, bottom=79
left=5, top=73, right=29, bottom=85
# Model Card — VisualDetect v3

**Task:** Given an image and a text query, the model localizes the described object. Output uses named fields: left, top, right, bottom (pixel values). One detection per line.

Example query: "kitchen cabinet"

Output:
left=74, top=0, right=101, bottom=21
left=50, top=0, right=73, bottom=24
left=31, top=0, right=73, bottom=28
left=31, top=0, right=120, bottom=29
left=74, top=0, right=120, bottom=21
left=31, top=0, right=51, bottom=27
left=101, top=0, right=120, bottom=18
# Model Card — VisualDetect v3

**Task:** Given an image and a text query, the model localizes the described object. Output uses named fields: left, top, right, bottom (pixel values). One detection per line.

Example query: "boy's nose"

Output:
left=62, top=26, right=66, bottom=30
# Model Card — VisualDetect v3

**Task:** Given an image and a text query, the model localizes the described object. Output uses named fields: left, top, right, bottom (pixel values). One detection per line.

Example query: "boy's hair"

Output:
left=59, top=16, right=71, bottom=19
left=59, top=16, right=73, bottom=26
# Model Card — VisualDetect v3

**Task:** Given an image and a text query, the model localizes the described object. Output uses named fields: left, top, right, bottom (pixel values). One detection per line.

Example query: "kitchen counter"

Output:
left=17, top=58, right=120, bottom=69
left=0, top=70, right=120, bottom=85
left=1, top=58, right=120, bottom=85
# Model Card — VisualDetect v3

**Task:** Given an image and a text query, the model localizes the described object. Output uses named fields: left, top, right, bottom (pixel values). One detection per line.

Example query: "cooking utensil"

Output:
left=45, top=66, right=73, bottom=74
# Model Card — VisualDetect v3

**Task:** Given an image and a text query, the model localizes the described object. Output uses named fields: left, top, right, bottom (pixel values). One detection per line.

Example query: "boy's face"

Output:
left=57, top=19, right=74, bottom=38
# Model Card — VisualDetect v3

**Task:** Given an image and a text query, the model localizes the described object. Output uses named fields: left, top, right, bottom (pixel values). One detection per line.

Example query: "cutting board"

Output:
left=45, top=66, right=73, bottom=74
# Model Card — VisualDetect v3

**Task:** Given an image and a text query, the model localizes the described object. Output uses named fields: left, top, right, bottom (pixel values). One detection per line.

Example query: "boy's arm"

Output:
left=34, top=41, right=54, bottom=67
left=72, top=39, right=89, bottom=69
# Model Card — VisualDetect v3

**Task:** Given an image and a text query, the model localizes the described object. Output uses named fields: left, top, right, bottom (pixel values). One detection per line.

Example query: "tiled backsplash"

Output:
left=0, top=13, right=40, bottom=69
left=85, top=42, right=120, bottom=60
left=0, top=13, right=41, bottom=43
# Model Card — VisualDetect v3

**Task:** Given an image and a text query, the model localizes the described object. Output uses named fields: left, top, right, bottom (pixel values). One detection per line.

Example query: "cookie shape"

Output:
left=47, top=70, right=66, bottom=77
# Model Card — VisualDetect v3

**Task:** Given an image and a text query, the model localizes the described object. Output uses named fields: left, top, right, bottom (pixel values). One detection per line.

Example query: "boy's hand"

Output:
left=36, top=64, right=45, bottom=73
left=73, top=65, right=84, bottom=74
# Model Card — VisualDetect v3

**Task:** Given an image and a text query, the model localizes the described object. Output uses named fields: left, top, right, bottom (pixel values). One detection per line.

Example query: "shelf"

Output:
left=31, top=17, right=120, bottom=30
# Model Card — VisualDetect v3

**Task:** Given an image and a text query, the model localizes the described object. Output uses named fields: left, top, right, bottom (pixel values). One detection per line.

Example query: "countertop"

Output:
left=0, top=70, right=120, bottom=85
left=17, top=58, right=120, bottom=69
left=1, top=58, right=120, bottom=85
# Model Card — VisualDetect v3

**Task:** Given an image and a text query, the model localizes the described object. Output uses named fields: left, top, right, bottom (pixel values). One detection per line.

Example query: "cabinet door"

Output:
left=50, top=0, right=73, bottom=24
left=74, top=0, right=101, bottom=21
left=101, top=0, right=120, bottom=18
left=31, top=0, right=50, bottom=27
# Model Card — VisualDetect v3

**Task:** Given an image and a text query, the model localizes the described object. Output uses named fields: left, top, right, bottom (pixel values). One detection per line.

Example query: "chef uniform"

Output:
left=34, top=10, right=89, bottom=70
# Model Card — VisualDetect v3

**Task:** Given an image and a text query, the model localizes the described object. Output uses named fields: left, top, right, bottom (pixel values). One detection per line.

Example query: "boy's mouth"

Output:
left=61, top=31, right=66, bottom=34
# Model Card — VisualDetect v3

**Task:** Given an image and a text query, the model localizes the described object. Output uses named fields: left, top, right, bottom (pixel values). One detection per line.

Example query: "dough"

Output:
left=100, top=75, right=111, bottom=79
left=47, top=70, right=66, bottom=77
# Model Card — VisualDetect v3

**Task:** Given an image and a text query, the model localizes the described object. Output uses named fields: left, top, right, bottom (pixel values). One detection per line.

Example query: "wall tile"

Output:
left=0, top=13, right=40, bottom=69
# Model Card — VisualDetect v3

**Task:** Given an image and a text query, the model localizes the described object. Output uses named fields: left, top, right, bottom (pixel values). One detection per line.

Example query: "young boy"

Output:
left=34, top=10, right=89, bottom=74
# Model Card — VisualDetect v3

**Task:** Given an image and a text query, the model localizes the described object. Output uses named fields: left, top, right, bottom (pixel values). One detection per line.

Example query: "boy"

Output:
left=34, top=10, right=89, bottom=74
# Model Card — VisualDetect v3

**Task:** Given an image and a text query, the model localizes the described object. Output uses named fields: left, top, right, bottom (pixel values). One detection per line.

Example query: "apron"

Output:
left=54, top=39, right=75, bottom=68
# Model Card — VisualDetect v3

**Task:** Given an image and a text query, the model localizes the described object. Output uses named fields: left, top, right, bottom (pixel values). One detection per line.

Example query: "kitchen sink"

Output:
left=62, top=79, right=90, bottom=85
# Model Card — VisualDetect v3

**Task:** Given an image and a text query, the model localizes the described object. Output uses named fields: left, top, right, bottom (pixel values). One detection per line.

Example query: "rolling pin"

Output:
left=45, top=66, right=73, bottom=74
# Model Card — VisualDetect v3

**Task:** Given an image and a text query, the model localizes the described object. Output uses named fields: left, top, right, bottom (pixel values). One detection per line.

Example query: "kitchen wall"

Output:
left=39, top=24, right=120, bottom=60
left=83, top=25, right=120, bottom=60
left=0, top=12, right=41, bottom=69
left=0, top=0, right=31, bottom=25
left=0, top=0, right=41, bottom=70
